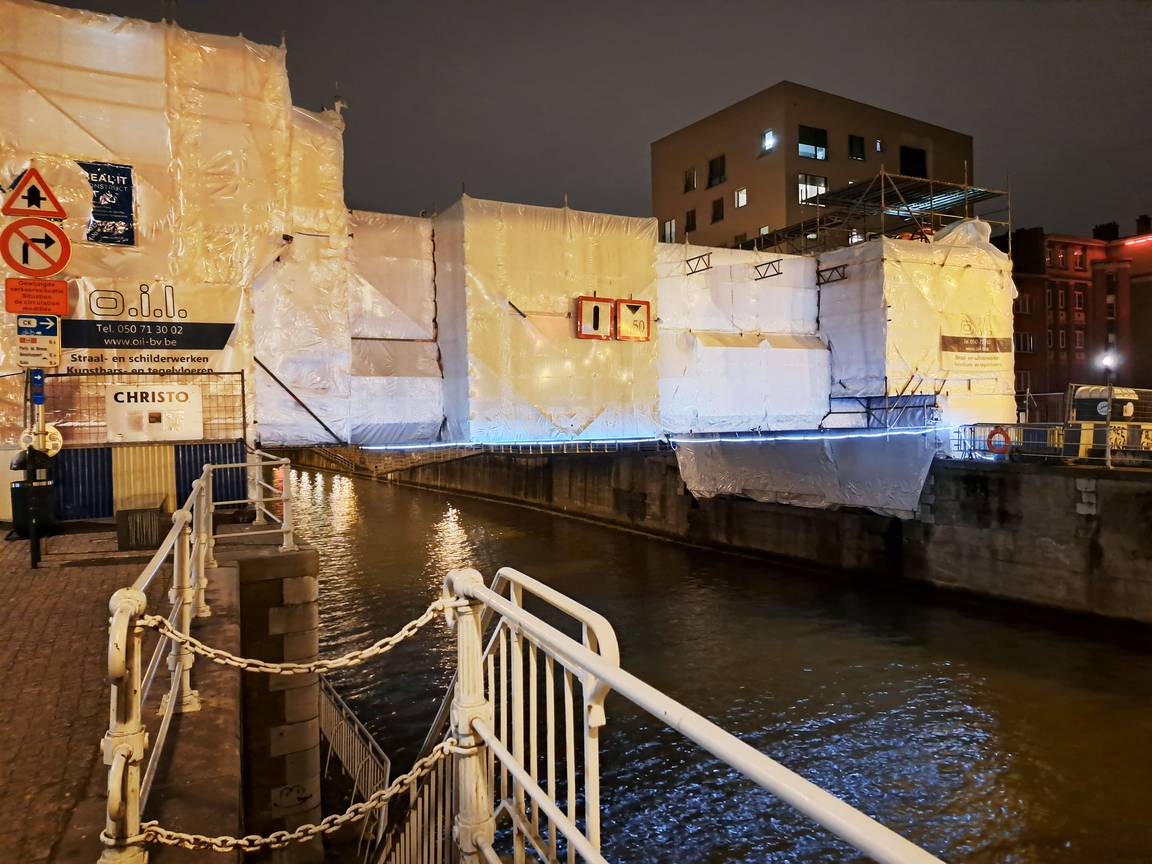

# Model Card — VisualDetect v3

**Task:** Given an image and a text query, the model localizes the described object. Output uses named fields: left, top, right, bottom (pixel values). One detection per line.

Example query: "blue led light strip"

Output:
left=360, top=426, right=951, bottom=452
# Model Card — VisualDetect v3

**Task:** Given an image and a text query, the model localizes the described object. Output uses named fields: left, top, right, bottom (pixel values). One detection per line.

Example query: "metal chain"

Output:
left=139, top=598, right=461, bottom=675
left=105, top=739, right=462, bottom=853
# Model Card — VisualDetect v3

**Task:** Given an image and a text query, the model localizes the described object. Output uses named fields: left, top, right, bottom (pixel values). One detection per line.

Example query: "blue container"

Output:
left=175, top=441, right=246, bottom=507
left=54, top=446, right=114, bottom=520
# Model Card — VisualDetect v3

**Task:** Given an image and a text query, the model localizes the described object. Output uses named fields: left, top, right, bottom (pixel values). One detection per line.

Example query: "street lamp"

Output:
left=1101, top=351, right=1116, bottom=385
left=1101, top=351, right=1117, bottom=468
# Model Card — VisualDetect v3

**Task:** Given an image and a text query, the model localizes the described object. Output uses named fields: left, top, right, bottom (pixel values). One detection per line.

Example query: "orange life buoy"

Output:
left=986, top=426, right=1012, bottom=455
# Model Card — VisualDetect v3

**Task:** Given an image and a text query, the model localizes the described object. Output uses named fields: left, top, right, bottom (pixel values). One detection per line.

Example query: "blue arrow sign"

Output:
left=30, top=368, right=45, bottom=386
left=17, top=314, right=58, bottom=336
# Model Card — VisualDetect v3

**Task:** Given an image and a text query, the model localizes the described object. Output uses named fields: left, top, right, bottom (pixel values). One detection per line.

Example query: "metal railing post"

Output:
left=193, top=475, right=212, bottom=618
left=448, top=569, right=494, bottom=862
left=204, top=466, right=217, bottom=569
left=251, top=457, right=267, bottom=525
left=100, top=588, right=149, bottom=864
left=161, top=515, right=201, bottom=715
left=278, top=458, right=297, bottom=552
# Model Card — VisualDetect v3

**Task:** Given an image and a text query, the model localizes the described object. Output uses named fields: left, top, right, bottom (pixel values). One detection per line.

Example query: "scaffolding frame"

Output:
left=744, top=169, right=1010, bottom=256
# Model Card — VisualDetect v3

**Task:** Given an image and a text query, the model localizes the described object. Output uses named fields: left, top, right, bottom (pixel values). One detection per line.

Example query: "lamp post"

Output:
left=1102, top=352, right=1116, bottom=469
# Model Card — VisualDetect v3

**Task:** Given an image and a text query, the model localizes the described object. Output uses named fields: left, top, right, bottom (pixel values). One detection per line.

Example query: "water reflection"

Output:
left=290, top=469, right=1152, bottom=864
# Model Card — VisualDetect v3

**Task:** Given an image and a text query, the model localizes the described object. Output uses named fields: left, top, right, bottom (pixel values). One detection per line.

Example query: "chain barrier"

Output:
left=102, top=738, right=466, bottom=853
left=138, top=597, right=463, bottom=675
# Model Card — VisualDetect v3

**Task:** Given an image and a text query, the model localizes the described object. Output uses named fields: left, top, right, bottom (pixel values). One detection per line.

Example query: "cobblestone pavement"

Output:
left=0, top=530, right=155, bottom=864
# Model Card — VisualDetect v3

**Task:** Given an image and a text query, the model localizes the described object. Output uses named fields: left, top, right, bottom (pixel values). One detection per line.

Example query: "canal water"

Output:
left=290, top=468, right=1152, bottom=864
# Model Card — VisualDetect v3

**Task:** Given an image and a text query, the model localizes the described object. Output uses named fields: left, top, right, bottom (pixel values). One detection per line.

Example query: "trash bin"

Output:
left=10, top=479, right=58, bottom=539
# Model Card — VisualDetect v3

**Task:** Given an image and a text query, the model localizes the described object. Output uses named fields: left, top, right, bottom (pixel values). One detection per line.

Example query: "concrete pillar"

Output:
left=234, top=546, right=323, bottom=864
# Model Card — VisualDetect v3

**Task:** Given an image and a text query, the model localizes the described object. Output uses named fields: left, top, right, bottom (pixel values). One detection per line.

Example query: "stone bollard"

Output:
left=234, top=544, right=323, bottom=864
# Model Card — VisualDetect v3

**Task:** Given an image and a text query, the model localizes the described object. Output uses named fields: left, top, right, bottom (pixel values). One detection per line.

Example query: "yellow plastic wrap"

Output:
left=819, top=221, right=1016, bottom=400
left=435, top=196, right=660, bottom=442
left=289, top=107, right=347, bottom=238
left=0, top=0, right=294, bottom=443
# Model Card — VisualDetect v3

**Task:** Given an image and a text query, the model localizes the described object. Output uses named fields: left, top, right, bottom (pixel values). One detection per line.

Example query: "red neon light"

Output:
left=1123, top=234, right=1152, bottom=247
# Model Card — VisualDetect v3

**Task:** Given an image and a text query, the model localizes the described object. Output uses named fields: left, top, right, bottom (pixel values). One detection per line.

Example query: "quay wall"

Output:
left=380, top=452, right=1152, bottom=625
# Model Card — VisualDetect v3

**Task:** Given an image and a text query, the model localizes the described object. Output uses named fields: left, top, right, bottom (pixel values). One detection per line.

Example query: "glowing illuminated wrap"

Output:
left=435, top=196, right=660, bottom=442
left=347, top=211, right=443, bottom=445
left=818, top=219, right=1017, bottom=436
left=0, top=0, right=295, bottom=443
left=253, top=233, right=351, bottom=444
left=674, top=430, right=943, bottom=518
left=252, top=106, right=350, bottom=445
left=656, top=243, right=827, bottom=432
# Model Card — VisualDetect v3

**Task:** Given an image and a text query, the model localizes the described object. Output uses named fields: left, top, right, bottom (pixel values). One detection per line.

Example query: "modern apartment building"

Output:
left=651, top=81, right=974, bottom=248
left=1004, top=216, right=1152, bottom=412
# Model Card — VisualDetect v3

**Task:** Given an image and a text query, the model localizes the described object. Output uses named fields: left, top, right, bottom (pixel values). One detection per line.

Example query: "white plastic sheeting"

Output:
left=435, top=196, right=660, bottom=442
left=656, top=243, right=826, bottom=432
left=346, top=211, right=443, bottom=445
left=0, top=0, right=295, bottom=443
left=818, top=220, right=1016, bottom=433
left=675, top=430, right=943, bottom=518
left=253, top=233, right=350, bottom=444
left=252, top=106, right=350, bottom=445
left=348, top=211, right=435, bottom=340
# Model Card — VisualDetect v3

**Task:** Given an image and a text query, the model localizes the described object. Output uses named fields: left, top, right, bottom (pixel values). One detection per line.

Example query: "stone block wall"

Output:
left=230, top=546, right=323, bottom=863
left=390, top=452, right=1152, bottom=624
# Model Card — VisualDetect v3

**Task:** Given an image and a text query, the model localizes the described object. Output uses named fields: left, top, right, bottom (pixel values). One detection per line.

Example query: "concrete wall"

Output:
left=389, top=452, right=1152, bottom=624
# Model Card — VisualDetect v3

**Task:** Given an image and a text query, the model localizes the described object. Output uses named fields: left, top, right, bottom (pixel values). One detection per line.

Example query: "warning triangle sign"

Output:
left=2, top=168, right=67, bottom=219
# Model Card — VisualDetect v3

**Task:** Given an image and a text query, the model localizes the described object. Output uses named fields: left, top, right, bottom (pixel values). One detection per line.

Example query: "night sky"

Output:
left=48, top=0, right=1152, bottom=235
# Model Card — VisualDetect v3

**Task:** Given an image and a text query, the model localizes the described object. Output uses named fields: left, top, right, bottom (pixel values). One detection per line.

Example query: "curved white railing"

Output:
left=387, top=567, right=945, bottom=864
left=100, top=449, right=293, bottom=863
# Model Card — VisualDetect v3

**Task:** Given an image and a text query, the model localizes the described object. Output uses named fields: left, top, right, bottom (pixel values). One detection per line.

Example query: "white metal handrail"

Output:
left=100, top=449, right=294, bottom=863
left=320, top=674, right=393, bottom=858
left=388, top=567, right=945, bottom=864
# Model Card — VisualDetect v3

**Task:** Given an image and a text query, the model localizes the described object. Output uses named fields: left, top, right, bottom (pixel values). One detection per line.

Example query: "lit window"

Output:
left=711, top=197, right=724, bottom=223
left=1045, top=246, right=1053, bottom=268
left=849, top=228, right=864, bottom=244
left=798, top=173, right=827, bottom=204
left=1074, top=330, right=1085, bottom=349
left=1072, top=247, right=1085, bottom=270
left=685, top=209, right=696, bottom=233
left=760, top=129, right=776, bottom=153
left=1106, top=295, right=1116, bottom=320
left=849, top=135, right=865, bottom=161
left=798, top=125, right=828, bottom=160
left=683, top=168, right=696, bottom=193
left=707, top=155, right=726, bottom=188
left=734, top=187, right=748, bottom=208
left=875, top=138, right=884, bottom=153
left=660, top=218, right=676, bottom=243
left=1108, top=332, right=1117, bottom=345
left=759, top=225, right=771, bottom=236
left=1056, top=246, right=1066, bottom=268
